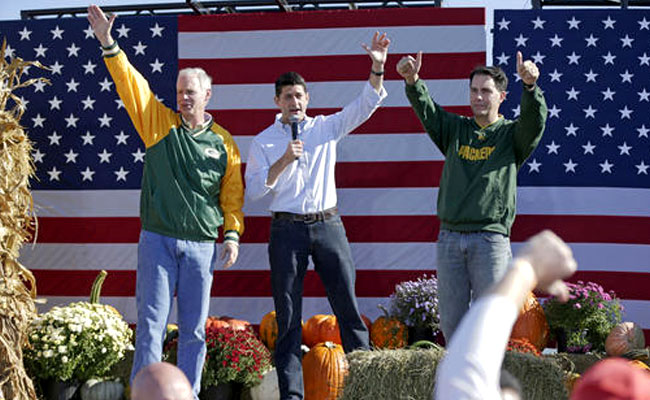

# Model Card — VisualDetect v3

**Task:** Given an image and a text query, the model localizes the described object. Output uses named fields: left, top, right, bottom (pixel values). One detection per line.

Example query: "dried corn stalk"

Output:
left=0, top=38, right=49, bottom=400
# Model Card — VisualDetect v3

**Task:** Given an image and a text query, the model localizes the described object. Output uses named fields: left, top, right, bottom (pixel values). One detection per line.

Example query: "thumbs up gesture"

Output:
left=516, top=51, right=539, bottom=86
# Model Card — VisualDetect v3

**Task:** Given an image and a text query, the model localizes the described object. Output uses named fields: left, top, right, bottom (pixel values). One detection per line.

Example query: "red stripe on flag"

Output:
left=211, top=107, right=472, bottom=136
left=241, top=161, right=442, bottom=188
left=569, top=271, right=650, bottom=303
left=178, top=8, right=485, bottom=32
left=35, top=215, right=650, bottom=244
left=36, top=217, right=141, bottom=243
left=335, top=161, right=442, bottom=188
left=31, top=269, right=650, bottom=300
left=242, top=161, right=441, bottom=188
left=510, top=215, right=650, bottom=244
left=181, top=53, right=485, bottom=84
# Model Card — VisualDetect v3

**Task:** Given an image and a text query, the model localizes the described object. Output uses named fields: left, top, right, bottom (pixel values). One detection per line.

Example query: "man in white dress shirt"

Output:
left=245, top=32, right=389, bottom=400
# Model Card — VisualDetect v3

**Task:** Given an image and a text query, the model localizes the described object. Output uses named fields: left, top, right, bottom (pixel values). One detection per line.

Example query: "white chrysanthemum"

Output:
left=43, top=350, right=54, bottom=358
left=61, top=356, right=69, bottom=363
left=58, top=345, right=67, bottom=353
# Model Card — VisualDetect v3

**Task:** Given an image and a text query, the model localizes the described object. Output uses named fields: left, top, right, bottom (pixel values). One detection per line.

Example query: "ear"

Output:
left=305, top=91, right=310, bottom=105
left=499, top=90, right=506, bottom=103
left=205, top=87, right=212, bottom=103
left=274, top=95, right=280, bottom=108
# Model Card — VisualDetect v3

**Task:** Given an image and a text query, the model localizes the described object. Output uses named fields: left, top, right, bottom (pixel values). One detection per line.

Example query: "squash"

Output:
left=80, top=379, right=124, bottom=400
left=628, top=359, right=650, bottom=371
left=302, top=341, right=347, bottom=400
left=605, top=322, right=646, bottom=356
left=89, top=270, right=121, bottom=317
left=303, top=315, right=341, bottom=347
left=163, top=323, right=179, bottom=348
left=260, top=311, right=279, bottom=351
left=370, top=315, right=408, bottom=349
left=510, top=292, right=549, bottom=351
left=563, top=372, right=580, bottom=395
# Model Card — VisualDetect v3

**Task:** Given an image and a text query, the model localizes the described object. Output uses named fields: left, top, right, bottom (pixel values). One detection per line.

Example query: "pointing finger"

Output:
left=415, top=51, right=423, bottom=70
left=516, top=51, right=523, bottom=69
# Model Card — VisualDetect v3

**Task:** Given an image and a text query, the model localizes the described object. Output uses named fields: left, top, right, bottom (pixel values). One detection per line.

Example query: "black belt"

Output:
left=272, top=207, right=338, bottom=224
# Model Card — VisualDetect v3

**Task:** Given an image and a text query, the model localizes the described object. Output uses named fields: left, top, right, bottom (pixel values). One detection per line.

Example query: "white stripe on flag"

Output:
left=178, top=25, right=486, bottom=59
left=31, top=187, right=650, bottom=217
left=209, top=79, right=469, bottom=109
left=234, top=134, right=446, bottom=163
left=21, top=243, right=650, bottom=273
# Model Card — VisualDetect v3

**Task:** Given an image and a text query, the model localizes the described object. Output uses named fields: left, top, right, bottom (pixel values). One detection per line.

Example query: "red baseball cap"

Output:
left=571, top=358, right=650, bottom=400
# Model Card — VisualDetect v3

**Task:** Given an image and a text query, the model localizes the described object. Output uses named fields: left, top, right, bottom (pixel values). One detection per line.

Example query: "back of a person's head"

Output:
left=571, top=358, right=650, bottom=400
left=131, top=362, right=193, bottom=400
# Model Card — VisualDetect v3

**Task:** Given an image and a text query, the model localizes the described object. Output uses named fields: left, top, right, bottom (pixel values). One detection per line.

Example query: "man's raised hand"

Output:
left=396, top=51, right=422, bottom=85
left=87, top=5, right=116, bottom=48
left=517, top=230, right=577, bottom=302
left=361, top=31, right=390, bottom=66
left=516, top=51, right=540, bottom=86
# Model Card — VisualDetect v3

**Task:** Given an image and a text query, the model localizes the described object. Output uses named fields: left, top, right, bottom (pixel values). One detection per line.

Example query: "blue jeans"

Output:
left=436, top=229, right=511, bottom=342
left=130, top=230, right=218, bottom=399
left=268, top=215, right=369, bottom=400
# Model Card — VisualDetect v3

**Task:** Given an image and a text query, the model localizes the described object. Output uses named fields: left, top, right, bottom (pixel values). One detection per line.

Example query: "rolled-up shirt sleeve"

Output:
left=246, top=136, right=299, bottom=201
left=244, top=138, right=272, bottom=201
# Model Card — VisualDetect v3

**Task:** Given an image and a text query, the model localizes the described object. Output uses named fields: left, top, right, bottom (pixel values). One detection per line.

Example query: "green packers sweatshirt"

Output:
left=104, top=50, right=244, bottom=242
left=405, top=79, right=547, bottom=236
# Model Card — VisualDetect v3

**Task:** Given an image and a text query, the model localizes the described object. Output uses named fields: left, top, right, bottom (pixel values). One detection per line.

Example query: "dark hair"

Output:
left=499, top=368, right=522, bottom=397
left=275, top=71, right=307, bottom=97
left=469, top=65, right=508, bottom=92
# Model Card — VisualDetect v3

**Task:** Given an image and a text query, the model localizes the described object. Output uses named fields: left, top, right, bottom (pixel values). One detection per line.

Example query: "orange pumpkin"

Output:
left=303, top=341, right=348, bottom=400
left=260, top=311, right=279, bottom=351
left=370, top=316, right=408, bottom=349
left=605, top=322, right=646, bottom=357
left=510, top=292, right=549, bottom=351
left=303, top=315, right=341, bottom=347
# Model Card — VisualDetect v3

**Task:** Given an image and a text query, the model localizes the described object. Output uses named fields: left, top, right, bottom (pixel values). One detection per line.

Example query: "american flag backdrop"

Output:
left=2, top=6, right=648, bottom=338
left=494, top=10, right=650, bottom=339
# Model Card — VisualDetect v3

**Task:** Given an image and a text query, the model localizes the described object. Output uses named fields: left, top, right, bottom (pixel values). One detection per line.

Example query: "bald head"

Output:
left=131, top=362, right=193, bottom=400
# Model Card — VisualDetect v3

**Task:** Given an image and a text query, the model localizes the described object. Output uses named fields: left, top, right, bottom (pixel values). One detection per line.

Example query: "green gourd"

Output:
left=80, top=379, right=124, bottom=400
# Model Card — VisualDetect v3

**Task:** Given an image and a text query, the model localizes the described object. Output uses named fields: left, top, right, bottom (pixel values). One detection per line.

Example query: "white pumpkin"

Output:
left=80, top=379, right=124, bottom=400
left=249, top=368, right=280, bottom=400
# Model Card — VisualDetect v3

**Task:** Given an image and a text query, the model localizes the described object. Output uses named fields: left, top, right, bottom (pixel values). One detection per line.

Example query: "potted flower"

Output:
left=543, top=280, right=622, bottom=353
left=23, top=301, right=134, bottom=399
left=387, top=274, right=441, bottom=344
left=165, top=320, right=273, bottom=399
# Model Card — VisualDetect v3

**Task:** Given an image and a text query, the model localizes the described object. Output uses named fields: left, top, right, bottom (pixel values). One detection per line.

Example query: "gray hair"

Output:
left=178, top=67, right=212, bottom=92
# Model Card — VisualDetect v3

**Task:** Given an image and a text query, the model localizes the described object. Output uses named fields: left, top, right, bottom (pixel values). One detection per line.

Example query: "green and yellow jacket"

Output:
left=406, top=80, right=547, bottom=236
left=104, top=50, right=244, bottom=242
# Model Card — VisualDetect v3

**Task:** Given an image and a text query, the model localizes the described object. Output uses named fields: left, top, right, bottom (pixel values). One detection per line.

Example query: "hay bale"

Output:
left=503, top=352, right=568, bottom=400
left=341, top=347, right=570, bottom=400
left=339, top=347, right=444, bottom=400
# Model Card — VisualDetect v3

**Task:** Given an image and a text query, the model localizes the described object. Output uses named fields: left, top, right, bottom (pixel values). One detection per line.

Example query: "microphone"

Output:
left=289, top=115, right=300, bottom=141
